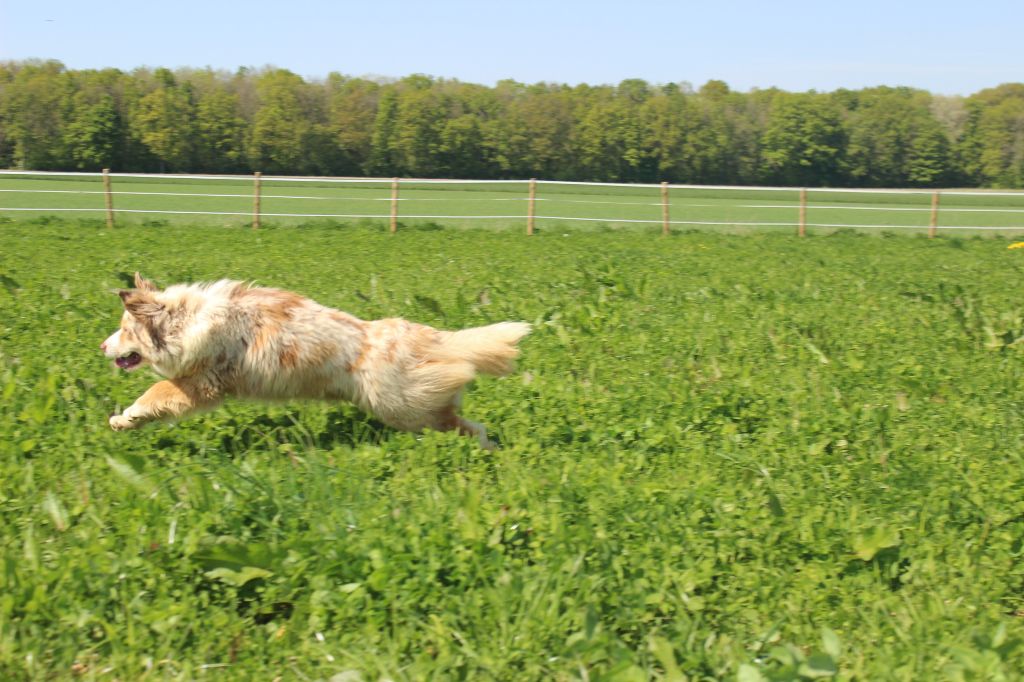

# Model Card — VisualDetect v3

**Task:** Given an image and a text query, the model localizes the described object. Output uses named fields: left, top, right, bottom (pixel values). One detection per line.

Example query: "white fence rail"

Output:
left=2, top=170, right=1024, bottom=235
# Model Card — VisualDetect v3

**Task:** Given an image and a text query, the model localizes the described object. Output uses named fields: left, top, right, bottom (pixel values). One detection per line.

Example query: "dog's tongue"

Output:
left=116, top=352, right=141, bottom=369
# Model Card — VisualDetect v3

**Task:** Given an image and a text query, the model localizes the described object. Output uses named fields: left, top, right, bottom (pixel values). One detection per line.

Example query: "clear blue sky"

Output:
left=1, top=0, right=1020, bottom=95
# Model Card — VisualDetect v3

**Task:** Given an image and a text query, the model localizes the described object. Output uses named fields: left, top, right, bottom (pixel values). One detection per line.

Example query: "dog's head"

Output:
left=101, top=272, right=170, bottom=373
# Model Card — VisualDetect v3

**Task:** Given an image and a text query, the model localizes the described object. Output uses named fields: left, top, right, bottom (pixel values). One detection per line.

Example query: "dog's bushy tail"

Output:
left=404, top=322, right=530, bottom=414
left=435, top=321, right=531, bottom=376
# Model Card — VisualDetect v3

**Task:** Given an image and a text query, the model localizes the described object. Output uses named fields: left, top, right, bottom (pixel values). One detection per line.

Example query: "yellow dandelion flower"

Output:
left=1009, top=242, right=1024, bottom=249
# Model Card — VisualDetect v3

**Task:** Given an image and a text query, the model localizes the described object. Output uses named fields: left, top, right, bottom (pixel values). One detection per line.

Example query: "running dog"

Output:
left=101, top=273, right=529, bottom=448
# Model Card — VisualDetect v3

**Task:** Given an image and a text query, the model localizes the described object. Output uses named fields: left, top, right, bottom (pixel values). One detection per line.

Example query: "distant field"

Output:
left=2, top=218, right=1024, bottom=680
left=2, top=173, right=1024, bottom=234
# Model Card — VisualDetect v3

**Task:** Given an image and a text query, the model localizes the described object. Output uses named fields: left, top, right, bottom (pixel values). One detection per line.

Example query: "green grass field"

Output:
left=2, top=173, right=1024, bottom=234
left=1, top=217, right=1024, bottom=680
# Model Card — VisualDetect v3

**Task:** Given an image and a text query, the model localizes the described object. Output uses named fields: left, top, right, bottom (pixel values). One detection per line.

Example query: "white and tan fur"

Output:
left=101, top=273, right=530, bottom=448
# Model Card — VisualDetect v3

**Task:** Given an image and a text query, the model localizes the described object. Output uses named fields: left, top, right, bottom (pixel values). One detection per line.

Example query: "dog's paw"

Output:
left=109, top=414, right=136, bottom=431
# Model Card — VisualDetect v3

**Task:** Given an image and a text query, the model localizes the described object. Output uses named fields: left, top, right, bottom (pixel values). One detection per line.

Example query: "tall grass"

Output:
left=1, top=219, right=1023, bottom=680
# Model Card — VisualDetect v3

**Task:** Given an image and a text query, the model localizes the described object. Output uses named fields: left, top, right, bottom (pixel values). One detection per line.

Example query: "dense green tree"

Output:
left=480, top=81, right=575, bottom=179
left=55, top=68, right=128, bottom=170
left=0, top=60, right=73, bottom=169
left=366, top=88, right=400, bottom=176
left=573, top=85, right=643, bottom=181
left=385, top=75, right=450, bottom=177
left=578, top=81, right=655, bottom=182
left=0, top=64, right=13, bottom=167
left=193, top=90, right=247, bottom=173
left=905, top=118, right=954, bottom=187
left=326, top=74, right=379, bottom=176
left=842, top=87, right=953, bottom=187
left=130, top=68, right=196, bottom=172
left=175, top=69, right=250, bottom=174
left=434, top=82, right=498, bottom=178
left=437, top=113, right=487, bottom=177
left=248, top=69, right=317, bottom=174
left=63, top=92, right=120, bottom=170
left=2, top=60, right=1024, bottom=187
left=685, top=83, right=756, bottom=185
left=639, top=85, right=692, bottom=182
left=729, top=88, right=777, bottom=184
left=958, top=84, right=1024, bottom=187
left=760, top=92, right=845, bottom=185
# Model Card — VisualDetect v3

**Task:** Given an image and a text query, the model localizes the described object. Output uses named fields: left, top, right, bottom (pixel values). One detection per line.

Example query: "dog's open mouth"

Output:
left=115, top=352, right=143, bottom=370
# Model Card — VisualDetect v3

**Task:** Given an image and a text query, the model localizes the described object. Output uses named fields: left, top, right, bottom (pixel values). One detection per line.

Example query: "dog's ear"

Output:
left=134, top=272, right=157, bottom=292
left=119, top=289, right=164, bottom=318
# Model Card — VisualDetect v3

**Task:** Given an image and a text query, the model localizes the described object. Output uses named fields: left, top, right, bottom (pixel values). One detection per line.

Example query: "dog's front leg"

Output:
left=110, top=379, right=221, bottom=430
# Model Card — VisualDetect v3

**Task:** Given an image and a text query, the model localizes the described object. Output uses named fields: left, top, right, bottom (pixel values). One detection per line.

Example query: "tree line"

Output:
left=1, top=60, right=1023, bottom=188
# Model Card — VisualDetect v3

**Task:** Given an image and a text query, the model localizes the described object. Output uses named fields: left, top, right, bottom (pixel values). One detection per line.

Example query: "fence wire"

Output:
left=1, top=170, right=1023, bottom=233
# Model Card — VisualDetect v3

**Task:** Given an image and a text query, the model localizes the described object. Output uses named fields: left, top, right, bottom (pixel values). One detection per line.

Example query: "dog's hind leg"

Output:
left=110, top=378, right=222, bottom=430
left=447, top=390, right=495, bottom=448
left=431, top=398, right=496, bottom=450
left=457, top=416, right=497, bottom=451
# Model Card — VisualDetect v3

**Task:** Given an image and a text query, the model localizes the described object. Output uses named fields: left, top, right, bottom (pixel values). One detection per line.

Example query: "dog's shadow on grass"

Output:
left=314, top=409, right=396, bottom=449
left=213, top=407, right=398, bottom=454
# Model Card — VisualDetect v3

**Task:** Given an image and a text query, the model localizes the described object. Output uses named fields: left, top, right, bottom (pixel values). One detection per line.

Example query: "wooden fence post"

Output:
left=527, top=178, right=537, bottom=235
left=661, top=181, right=670, bottom=236
left=390, top=177, right=400, bottom=234
left=252, top=172, right=262, bottom=229
left=102, top=168, right=114, bottom=228
left=798, top=187, right=807, bottom=237
left=929, top=190, right=940, bottom=238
